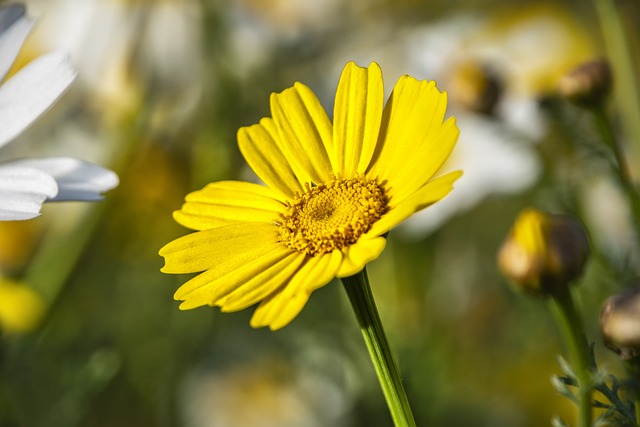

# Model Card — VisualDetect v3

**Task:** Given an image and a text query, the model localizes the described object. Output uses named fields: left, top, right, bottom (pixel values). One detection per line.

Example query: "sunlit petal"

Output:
left=0, top=5, right=32, bottom=81
left=174, top=181, right=285, bottom=231
left=175, top=245, right=295, bottom=310
left=369, top=170, right=462, bottom=237
left=0, top=163, right=57, bottom=221
left=238, top=118, right=303, bottom=198
left=0, top=52, right=77, bottom=148
left=367, top=75, right=456, bottom=204
left=333, top=61, right=384, bottom=177
left=10, top=157, right=119, bottom=201
left=160, top=222, right=280, bottom=274
left=336, top=235, right=386, bottom=278
left=270, top=82, right=333, bottom=184
left=218, top=251, right=306, bottom=312
left=251, top=250, right=342, bottom=330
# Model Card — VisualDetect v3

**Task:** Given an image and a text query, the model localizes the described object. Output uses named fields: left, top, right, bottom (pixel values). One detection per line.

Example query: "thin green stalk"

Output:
left=591, top=106, right=640, bottom=239
left=594, top=0, right=640, bottom=151
left=341, top=268, right=417, bottom=427
left=24, top=204, right=105, bottom=307
left=549, top=285, right=593, bottom=427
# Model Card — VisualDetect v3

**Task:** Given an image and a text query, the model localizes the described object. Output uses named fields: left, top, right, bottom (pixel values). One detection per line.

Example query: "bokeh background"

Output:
left=1, top=0, right=640, bottom=426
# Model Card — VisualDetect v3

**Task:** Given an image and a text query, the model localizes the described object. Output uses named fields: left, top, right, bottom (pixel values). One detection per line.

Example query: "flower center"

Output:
left=278, top=177, right=388, bottom=256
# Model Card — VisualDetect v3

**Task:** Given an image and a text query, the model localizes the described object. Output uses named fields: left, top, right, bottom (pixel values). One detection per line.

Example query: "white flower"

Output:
left=26, top=0, right=203, bottom=119
left=0, top=4, right=118, bottom=221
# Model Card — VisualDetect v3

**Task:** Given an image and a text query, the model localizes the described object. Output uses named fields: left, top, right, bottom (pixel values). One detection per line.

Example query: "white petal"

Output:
left=0, top=52, right=77, bottom=148
left=10, top=157, right=119, bottom=201
left=0, top=163, right=58, bottom=221
left=0, top=5, right=34, bottom=81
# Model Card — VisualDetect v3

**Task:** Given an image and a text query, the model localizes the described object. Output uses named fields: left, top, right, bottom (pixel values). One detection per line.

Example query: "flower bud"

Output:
left=601, top=285, right=640, bottom=360
left=557, top=59, right=612, bottom=108
left=448, top=61, right=503, bottom=115
left=498, top=208, right=590, bottom=297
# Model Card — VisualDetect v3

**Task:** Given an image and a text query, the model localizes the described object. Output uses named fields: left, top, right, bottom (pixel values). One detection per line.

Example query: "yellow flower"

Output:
left=160, top=62, right=461, bottom=330
left=0, top=277, right=46, bottom=334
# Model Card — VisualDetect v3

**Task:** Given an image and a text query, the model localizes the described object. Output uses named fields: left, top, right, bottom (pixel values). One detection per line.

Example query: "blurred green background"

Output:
left=1, top=0, right=640, bottom=425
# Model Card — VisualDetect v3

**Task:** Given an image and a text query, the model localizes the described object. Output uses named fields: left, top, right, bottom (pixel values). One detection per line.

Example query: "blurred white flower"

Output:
left=180, top=356, right=350, bottom=427
left=0, top=4, right=118, bottom=221
left=26, top=0, right=204, bottom=125
left=225, top=0, right=369, bottom=77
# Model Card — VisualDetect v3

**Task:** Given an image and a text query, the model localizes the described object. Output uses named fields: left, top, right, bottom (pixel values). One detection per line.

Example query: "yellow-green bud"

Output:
left=557, top=59, right=612, bottom=108
left=601, top=285, right=640, bottom=360
left=497, top=208, right=590, bottom=297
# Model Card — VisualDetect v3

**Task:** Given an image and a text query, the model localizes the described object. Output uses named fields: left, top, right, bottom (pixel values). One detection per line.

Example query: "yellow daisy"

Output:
left=160, top=61, right=462, bottom=330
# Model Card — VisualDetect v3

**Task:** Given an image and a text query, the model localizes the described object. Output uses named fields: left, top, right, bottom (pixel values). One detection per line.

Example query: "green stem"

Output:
left=341, top=268, right=417, bottom=427
left=550, top=286, right=593, bottom=427
left=24, top=204, right=105, bottom=307
left=594, top=0, right=640, bottom=152
left=591, top=106, right=640, bottom=238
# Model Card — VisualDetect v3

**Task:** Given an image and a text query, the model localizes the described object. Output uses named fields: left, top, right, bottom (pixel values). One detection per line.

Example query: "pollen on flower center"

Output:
left=278, top=177, right=388, bottom=256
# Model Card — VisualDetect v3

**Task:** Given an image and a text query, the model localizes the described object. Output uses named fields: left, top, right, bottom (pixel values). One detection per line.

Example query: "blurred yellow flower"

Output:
left=498, top=208, right=590, bottom=297
left=160, top=62, right=461, bottom=330
left=0, top=277, right=46, bottom=334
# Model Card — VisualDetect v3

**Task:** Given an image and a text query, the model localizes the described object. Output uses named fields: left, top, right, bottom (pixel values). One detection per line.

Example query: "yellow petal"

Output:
left=238, top=118, right=303, bottom=198
left=367, top=76, right=457, bottom=204
left=218, top=251, right=306, bottom=312
left=369, top=170, right=463, bottom=237
left=270, top=82, right=333, bottom=185
left=385, top=117, right=459, bottom=202
left=175, top=244, right=293, bottom=309
left=258, top=292, right=309, bottom=331
left=173, top=181, right=284, bottom=231
left=251, top=250, right=342, bottom=330
left=336, top=236, right=387, bottom=278
left=333, top=62, right=384, bottom=178
left=160, top=222, right=279, bottom=274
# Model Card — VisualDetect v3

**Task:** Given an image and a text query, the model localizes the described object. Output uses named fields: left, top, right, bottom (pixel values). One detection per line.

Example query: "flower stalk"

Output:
left=593, top=0, right=640, bottom=152
left=341, top=268, right=417, bottom=427
left=590, top=105, right=640, bottom=233
left=549, top=285, right=593, bottom=427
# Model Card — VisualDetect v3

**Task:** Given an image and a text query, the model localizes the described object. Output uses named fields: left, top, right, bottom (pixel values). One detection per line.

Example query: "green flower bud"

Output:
left=557, top=59, right=612, bottom=108
left=601, top=285, right=640, bottom=360
left=498, top=208, right=590, bottom=297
